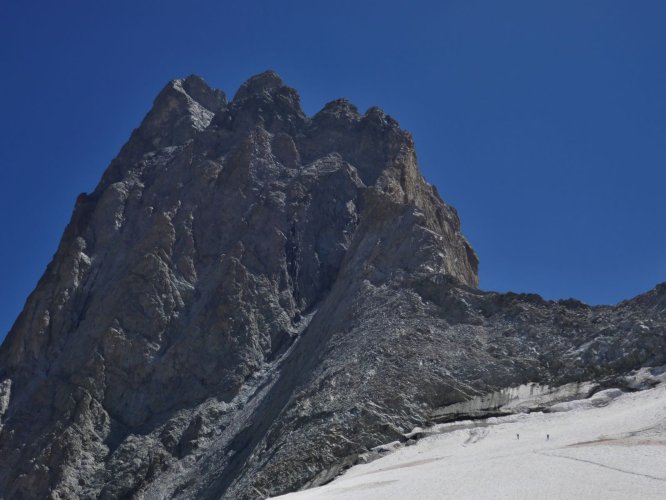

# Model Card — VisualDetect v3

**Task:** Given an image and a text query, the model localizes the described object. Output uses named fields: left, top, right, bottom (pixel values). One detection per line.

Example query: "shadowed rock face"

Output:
left=0, top=71, right=664, bottom=499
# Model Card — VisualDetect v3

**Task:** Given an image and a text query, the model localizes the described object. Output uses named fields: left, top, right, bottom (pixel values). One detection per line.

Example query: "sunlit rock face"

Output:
left=0, top=72, right=664, bottom=499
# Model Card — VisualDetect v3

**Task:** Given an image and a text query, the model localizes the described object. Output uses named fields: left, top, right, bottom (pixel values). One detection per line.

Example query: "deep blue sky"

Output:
left=1, top=1, right=665, bottom=340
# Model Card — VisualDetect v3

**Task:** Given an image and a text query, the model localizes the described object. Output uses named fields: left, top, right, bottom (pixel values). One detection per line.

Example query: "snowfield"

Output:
left=274, top=383, right=666, bottom=499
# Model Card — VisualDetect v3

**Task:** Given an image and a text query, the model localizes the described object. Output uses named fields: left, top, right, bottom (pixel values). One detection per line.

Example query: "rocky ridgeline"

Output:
left=0, top=72, right=664, bottom=499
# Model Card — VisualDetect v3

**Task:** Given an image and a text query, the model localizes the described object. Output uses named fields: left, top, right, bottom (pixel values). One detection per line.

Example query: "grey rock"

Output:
left=0, top=71, right=664, bottom=499
left=429, top=381, right=600, bottom=422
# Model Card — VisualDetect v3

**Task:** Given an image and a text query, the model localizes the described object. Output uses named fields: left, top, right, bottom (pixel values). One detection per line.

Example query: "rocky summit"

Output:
left=0, top=71, right=664, bottom=499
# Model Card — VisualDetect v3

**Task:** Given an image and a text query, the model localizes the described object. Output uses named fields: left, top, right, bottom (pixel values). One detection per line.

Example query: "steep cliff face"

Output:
left=0, top=72, right=664, bottom=499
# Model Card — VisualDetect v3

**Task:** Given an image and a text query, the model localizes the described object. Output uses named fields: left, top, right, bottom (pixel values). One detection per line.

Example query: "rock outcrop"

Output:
left=0, top=71, right=664, bottom=499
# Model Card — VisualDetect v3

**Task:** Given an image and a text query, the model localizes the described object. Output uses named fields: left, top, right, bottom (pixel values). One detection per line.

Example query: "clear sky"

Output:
left=1, top=0, right=665, bottom=341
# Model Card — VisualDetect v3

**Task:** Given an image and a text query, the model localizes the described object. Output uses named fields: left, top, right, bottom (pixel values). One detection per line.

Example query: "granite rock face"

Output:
left=0, top=72, right=664, bottom=499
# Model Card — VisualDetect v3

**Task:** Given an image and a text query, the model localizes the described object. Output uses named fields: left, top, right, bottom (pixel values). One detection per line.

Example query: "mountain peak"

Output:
left=232, top=69, right=286, bottom=101
left=129, top=75, right=226, bottom=151
left=225, top=70, right=305, bottom=134
left=0, top=71, right=664, bottom=500
left=179, top=74, right=227, bottom=112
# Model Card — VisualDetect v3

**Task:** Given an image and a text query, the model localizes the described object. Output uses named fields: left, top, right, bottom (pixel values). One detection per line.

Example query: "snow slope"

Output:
left=274, top=383, right=666, bottom=499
